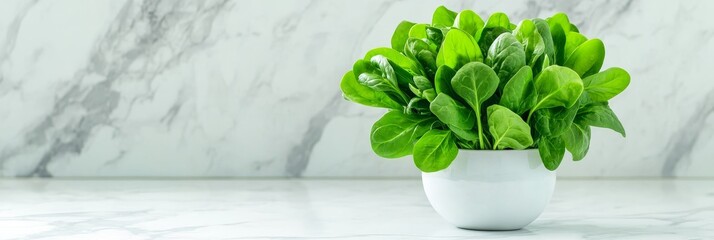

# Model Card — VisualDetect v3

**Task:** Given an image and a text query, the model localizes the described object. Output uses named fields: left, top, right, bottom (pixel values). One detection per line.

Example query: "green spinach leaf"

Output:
left=391, top=21, right=416, bottom=53
left=404, top=38, right=438, bottom=78
left=513, top=19, right=546, bottom=68
left=422, top=89, right=437, bottom=102
left=486, top=32, right=526, bottom=88
left=430, top=93, right=475, bottom=130
left=576, top=102, right=626, bottom=137
left=434, top=65, right=457, bottom=97
left=353, top=58, right=410, bottom=105
left=426, top=27, right=445, bottom=47
left=430, top=93, right=478, bottom=141
left=406, top=97, right=431, bottom=115
left=454, top=10, right=484, bottom=37
left=487, top=105, right=533, bottom=150
left=451, top=62, right=500, bottom=149
left=538, top=136, right=566, bottom=170
left=564, top=32, right=587, bottom=62
left=547, top=13, right=572, bottom=65
left=484, top=12, right=511, bottom=30
left=409, top=76, right=437, bottom=103
left=436, top=28, right=483, bottom=70
left=364, top=47, right=424, bottom=76
left=582, top=67, right=630, bottom=102
left=529, top=65, right=584, bottom=121
left=371, top=111, right=436, bottom=158
left=563, top=39, right=605, bottom=78
left=450, top=127, right=479, bottom=142
left=432, top=5, right=458, bottom=27
left=532, top=19, right=556, bottom=70
left=340, top=70, right=403, bottom=109
left=562, top=122, right=591, bottom=161
left=413, top=75, right=433, bottom=90
left=477, top=13, right=511, bottom=57
left=500, top=66, right=536, bottom=115
left=409, top=23, right=429, bottom=39
left=413, top=129, right=458, bottom=172
left=533, top=102, right=580, bottom=137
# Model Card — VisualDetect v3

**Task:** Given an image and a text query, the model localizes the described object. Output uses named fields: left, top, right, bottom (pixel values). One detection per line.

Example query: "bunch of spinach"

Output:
left=340, top=6, right=630, bottom=172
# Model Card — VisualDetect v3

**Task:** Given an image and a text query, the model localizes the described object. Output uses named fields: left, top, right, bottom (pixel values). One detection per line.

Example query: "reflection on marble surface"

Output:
left=0, top=0, right=713, bottom=177
left=0, top=179, right=712, bottom=239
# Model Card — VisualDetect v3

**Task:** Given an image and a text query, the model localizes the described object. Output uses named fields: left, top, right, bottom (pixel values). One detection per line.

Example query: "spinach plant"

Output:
left=340, top=6, right=630, bottom=172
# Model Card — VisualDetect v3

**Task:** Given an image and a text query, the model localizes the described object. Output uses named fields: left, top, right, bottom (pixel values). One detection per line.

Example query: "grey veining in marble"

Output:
left=0, top=0, right=713, bottom=177
left=0, top=179, right=713, bottom=239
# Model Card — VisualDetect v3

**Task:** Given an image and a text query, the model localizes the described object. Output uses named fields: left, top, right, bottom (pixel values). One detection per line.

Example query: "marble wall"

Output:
left=0, top=0, right=712, bottom=177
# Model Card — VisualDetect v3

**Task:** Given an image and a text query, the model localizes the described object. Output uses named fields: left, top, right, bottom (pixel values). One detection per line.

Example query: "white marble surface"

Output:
left=0, top=179, right=712, bottom=239
left=0, top=0, right=713, bottom=177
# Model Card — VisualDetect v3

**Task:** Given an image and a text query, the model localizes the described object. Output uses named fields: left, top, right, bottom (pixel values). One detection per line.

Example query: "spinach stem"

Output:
left=526, top=111, right=534, bottom=124
left=397, top=90, right=410, bottom=105
left=526, top=101, right=543, bottom=124
left=474, top=107, right=485, bottom=149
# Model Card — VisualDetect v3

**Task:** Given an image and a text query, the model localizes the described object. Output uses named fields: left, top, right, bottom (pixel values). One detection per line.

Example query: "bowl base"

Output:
left=456, top=226, right=525, bottom=231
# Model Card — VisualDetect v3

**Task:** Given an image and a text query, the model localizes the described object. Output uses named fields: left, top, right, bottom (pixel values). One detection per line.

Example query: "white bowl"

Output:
left=421, top=149, right=555, bottom=230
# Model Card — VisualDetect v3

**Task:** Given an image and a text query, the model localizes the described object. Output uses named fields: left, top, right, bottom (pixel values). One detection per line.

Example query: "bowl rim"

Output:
left=457, top=148, right=538, bottom=152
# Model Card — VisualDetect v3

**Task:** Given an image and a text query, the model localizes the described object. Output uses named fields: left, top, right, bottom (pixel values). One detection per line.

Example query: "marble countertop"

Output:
left=0, top=179, right=712, bottom=239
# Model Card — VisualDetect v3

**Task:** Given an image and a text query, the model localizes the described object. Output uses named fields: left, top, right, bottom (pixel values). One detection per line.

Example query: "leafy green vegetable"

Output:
left=437, top=28, right=483, bottom=69
left=487, top=105, right=533, bottom=150
left=563, top=122, right=591, bottom=161
left=413, top=129, right=458, bottom=172
left=391, top=21, right=416, bottom=53
left=486, top=33, right=526, bottom=88
left=451, top=62, right=499, bottom=149
left=426, top=27, right=445, bottom=47
left=353, top=58, right=410, bottom=105
left=485, top=12, right=511, bottom=29
left=364, top=47, right=424, bottom=76
left=454, top=10, right=484, bottom=37
left=582, top=67, right=631, bottom=102
left=340, top=7, right=630, bottom=172
left=411, top=76, right=436, bottom=102
left=404, top=38, right=438, bottom=78
left=500, top=66, right=536, bottom=115
left=422, top=89, right=437, bottom=102
left=547, top=13, right=572, bottom=65
left=432, top=6, right=458, bottom=27
left=476, top=13, right=512, bottom=56
left=541, top=54, right=551, bottom=72
left=340, top=71, right=403, bottom=109
left=413, top=75, right=433, bottom=91
left=564, top=32, right=587, bottom=62
left=409, top=24, right=429, bottom=39
left=449, top=126, right=480, bottom=143
left=532, top=19, right=556, bottom=70
left=370, top=111, right=436, bottom=158
left=529, top=65, right=584, bottom=118
left=430, top=93, right=475, bottom=130
left=412, top=43, right=438, bottom=70
left=434, top=65, right=457, bottom=97
left=576, top=103, right=626, bottom=137
left=563, top=39, right=605, bottom=78
left=533, top=102, right=580, bottom=137
left=538, top=136, right=566, bottom=170
left=406, top=97, right=431, bottom=114
left=513, top=20, right=545, bottom=67
left=430, top=93, right=478, bottom=141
